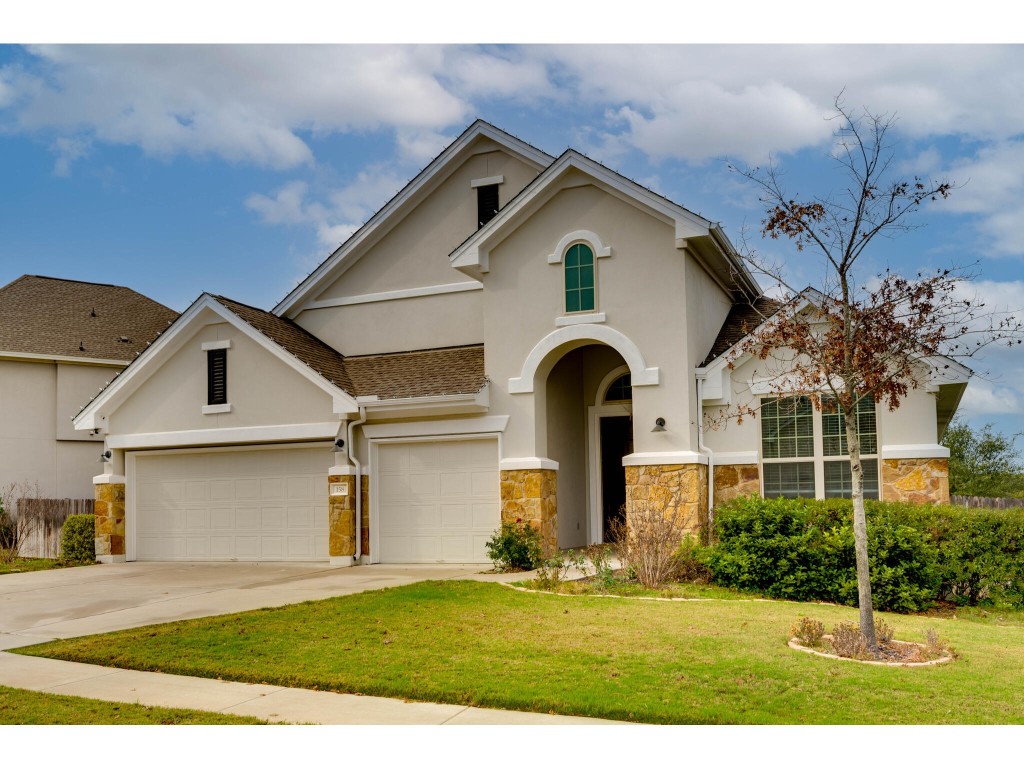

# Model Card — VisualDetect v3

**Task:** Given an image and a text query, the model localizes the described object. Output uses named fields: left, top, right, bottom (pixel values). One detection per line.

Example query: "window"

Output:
left=604, top=374, right=632, bottom=403
left=564, top=243, right=595, bottom=313
left=477, top=184, right=499, bottom=228
left=207, top=349, right=227, bottom=406
left=761, top=394, right=879, bottom=499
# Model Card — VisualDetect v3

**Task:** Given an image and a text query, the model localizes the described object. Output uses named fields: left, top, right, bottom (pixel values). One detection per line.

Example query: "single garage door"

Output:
left=376, top=438, right=499, bottom=563
left=132, top=446, right=329, bottom=562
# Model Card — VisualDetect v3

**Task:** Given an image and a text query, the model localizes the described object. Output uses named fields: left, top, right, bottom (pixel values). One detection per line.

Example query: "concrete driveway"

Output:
left=0, top=561, right=517, bottom=650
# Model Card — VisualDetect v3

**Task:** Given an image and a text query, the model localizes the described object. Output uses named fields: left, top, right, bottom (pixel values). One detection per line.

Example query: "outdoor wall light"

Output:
left=98, top=450, right=112, bottom=463
left=332, top=438, right=346, bottom=453
left=651, top=417, right=667, bottom=432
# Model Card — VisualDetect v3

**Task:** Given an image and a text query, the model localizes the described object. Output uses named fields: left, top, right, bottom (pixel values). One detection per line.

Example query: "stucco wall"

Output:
left=295, top=290, right=483, bottom=356
left=546, top=348, right=587, bottom=548
left=0, top=360, right=114, bottom=499
left=291, top=143, right=539, bottom=355
left=109, top=317, right=335, bottom=436
left=482, top=177, right=699, bottom=460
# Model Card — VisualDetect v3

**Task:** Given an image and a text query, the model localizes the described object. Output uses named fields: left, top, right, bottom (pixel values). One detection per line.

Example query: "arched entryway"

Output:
left=544, top=345, right=632, bottom=547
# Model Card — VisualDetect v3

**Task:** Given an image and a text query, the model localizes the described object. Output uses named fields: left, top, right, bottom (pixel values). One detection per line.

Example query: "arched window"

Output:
left=604, top=373, right=632, bottom=403
left=564, top=243, right=595, bottom=313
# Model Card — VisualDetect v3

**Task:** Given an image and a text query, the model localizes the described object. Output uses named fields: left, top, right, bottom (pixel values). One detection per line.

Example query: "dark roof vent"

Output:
left=90, top=308, right=97, bottom=317
left=118, top=336, right=131, bottom=343
left=78, top=341, right=85, bottom=351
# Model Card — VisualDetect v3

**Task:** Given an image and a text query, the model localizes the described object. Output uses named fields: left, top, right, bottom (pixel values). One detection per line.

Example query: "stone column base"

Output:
left=713, top=464, right=760, bottom=506
left=625, top=463, right=708, bottom=540
left=94, top=481, right=126, bottom=561
left=500, top=469, right=557, bottom=554
left=328, top=472, right=357, bottom=562
left=881, top=458, right=950, bottom=503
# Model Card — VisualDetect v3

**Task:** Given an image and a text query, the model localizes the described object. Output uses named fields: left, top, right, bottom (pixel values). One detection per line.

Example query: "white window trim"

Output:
left=759, top=397, right=881, bottom=500
left=556, top=312, right=606, bottom=327
left=201, top=340, right=232, bottom=351
left=546, top=230, right=612, bottom=263
left=470, top=175, right=504, bottom=188
left=201, top=403, right=232, bottom=415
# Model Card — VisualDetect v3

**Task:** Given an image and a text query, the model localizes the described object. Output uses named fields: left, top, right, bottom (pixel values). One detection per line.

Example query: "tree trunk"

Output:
left=846, top=408, right=878, bottom=653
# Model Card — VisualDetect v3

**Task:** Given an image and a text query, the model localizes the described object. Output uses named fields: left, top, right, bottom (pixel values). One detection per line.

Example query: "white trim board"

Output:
left=0, top=350, right=129, bottom=367
left=362, top=415, right=509, bottom=440
left=880, top=444, right=950, bottom=460
left=302, top=281, right=482, bottom=310
left=107, top=422, right=342, bottom=450
left=621, top=451, right=709, bottom=466
left=498, top=457, right=559, bottom=471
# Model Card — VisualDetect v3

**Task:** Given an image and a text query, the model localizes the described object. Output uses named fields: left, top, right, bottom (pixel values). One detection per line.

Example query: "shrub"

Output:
left=0, top=504, right=15, bottom=557
left=611, top=504, right=694, bottom=589
left=704, top=496, right=941, bottom=612
left=674, top=536, right=711, bottom=583
left=791, top=616, right=825, bottom=647
left=485, top=519, right=542, bottom=571
left=829, top=622, right=869, bottom=659
left=60, top=514, right=96, bottom=564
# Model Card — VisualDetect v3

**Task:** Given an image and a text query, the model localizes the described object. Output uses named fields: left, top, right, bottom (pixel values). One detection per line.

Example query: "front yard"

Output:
left=0, top=685, right=265, bottom=724
left=16, top=580, right=1024, bottom=724
left=0, top=557, right=91, bottom=575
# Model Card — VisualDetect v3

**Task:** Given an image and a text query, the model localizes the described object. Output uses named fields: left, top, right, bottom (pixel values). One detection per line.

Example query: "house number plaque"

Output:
left=330, top=482, right=349, bottom=497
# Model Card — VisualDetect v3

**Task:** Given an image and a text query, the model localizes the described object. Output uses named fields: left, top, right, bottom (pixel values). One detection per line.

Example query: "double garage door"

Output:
left=131, top=439, right=499, bottom=563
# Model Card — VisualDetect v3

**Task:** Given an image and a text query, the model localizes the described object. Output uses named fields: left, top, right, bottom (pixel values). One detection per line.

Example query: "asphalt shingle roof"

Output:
left=214, top=296, right=486, bottom=400
left=0, top=275, right=177, bottom=361
left=700, top=296, right=783, bottom=367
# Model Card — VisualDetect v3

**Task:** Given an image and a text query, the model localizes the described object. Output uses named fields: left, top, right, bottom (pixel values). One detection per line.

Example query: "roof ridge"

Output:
left=344, top=342, right=484, bottom=360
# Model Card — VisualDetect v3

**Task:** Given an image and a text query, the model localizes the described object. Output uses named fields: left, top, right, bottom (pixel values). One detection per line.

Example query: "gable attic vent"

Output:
left=477, top=184, right=499, bottom=229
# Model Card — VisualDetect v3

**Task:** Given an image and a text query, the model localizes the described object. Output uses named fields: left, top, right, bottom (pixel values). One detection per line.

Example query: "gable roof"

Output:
left=0, top=275, right=177, bottom=364
left=447, top=149, right=762, bottom=297
left=346, top=345, right=486, bottom=400
left=272, top=120, right=553, bottom=318
left=700, top=296, right=783, bottom=367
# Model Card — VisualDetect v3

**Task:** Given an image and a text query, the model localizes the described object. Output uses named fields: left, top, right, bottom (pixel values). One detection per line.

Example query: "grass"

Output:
left=517, top=577, right=745, bottom=600
left=0, top=557, right=90, bottom=575
left=16, top=579, right=1024, bottom=724
left=0, top=685, right=267, bottom=724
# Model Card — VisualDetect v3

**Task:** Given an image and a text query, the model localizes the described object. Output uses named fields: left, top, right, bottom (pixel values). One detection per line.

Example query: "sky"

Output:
left=1, top=40, right=1023, bottom=447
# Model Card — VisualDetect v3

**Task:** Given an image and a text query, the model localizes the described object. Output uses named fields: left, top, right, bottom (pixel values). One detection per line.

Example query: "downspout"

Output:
left=695, top=373, right=715, bottom=540
left=348, top=406, right=368, bottom=563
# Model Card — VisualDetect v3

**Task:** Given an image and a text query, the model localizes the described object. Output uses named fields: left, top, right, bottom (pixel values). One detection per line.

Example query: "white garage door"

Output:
left=132, top=446, right=329, bottom=562
left=376, top=438, right=499, bottom=563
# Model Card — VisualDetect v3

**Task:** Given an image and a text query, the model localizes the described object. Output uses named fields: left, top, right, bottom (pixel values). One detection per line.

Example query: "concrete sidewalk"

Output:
left=0, top=652, right=618, bottom=725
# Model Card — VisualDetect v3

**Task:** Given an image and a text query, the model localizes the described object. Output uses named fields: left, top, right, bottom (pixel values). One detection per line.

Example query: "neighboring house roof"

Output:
left=346, top=345, right=486, bottom=400
left=273, top=119, right=554, bottom=318
left=0, top=275, right=177, bottom=363
left=700, top=296, right=783, bottom=367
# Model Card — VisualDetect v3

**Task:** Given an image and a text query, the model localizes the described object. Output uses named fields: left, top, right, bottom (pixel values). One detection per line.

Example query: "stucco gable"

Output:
left=273, top=120, right=552, bottom=319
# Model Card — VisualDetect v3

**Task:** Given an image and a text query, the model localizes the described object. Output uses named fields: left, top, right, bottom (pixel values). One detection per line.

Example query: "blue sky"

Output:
left=1, top=43, right=1023, bottom=446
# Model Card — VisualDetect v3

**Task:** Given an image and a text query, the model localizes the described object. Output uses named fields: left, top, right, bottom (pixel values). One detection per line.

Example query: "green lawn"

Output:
left=16, top=580, right=1024, bottom=724
left=0, top=558, right=90, bottom=575
left=0, top=685, right=266, bottom=724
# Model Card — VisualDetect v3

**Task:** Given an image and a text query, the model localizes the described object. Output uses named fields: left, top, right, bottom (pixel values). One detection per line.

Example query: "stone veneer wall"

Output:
left=328, top=473, right=371, bottom=558
left=713, top=464, right=760, bottom=506
left=625, top=464, right=709, bottom=539
left=94, top=482, right=125, bottom=560
left=500, top=469, right=557, bottom=554
left=881, top=458, right=950, bottom=504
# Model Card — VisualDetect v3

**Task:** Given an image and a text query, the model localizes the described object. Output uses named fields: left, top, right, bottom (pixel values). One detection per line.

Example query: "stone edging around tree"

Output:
left=788, top=638, right=954, bottom=666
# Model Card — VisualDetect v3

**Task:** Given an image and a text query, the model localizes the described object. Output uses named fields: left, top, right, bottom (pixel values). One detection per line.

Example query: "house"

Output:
left=71, top=121, right=966, bottom=566
left=0, top=275, right=177, bottom=503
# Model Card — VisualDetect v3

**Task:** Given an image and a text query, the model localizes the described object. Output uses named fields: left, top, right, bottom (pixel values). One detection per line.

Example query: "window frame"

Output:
left=760, top=394, right=881, bottom=500
left=207, top=348, right=228, bottom=406
left=563, top=241, right=597, bottom=314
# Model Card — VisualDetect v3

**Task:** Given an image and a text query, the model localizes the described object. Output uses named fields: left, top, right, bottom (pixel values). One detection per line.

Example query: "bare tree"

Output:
left=727, top=97, right=1022, bottom=653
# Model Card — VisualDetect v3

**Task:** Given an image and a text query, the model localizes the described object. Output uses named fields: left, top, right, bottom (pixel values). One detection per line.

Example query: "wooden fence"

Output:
left=951, top=495, right=1024, bottom=510
left=15, top=498, right=95, bottom=558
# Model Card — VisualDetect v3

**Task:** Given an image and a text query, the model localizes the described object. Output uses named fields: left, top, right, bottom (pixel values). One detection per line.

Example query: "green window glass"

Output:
left=564, top=243, right=595, bottom=313
left=822, top=394, right=877, bottom=456
left=760, top=397, right=814, bottom=459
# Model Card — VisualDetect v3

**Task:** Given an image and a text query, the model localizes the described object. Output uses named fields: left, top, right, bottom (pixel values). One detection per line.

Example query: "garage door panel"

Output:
left=133, top=447, right=329, bottom=562
left=377, top=439, right=499, bottom=564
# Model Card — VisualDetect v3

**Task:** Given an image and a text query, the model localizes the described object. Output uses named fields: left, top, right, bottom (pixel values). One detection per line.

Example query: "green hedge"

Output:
left=60, top=514, right=96, bottom=565
left=702, top=496, right=1024, bottom=612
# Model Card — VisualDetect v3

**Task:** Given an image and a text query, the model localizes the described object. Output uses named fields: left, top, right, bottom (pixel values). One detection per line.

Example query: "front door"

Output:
left=600, top=415, right=633, bottom=540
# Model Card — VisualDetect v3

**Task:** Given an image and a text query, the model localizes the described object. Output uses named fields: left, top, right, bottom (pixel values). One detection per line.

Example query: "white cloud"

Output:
left=50, top=136, right=89, bottom=176
left=247, top=164, right=409, bottom=250
left=4, top=45, right=473, bottom=169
